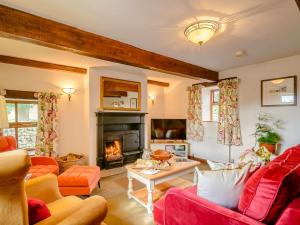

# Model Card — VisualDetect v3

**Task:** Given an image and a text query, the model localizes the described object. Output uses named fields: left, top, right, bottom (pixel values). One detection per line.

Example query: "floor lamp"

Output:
left=0, top=95, right=9, bottom=136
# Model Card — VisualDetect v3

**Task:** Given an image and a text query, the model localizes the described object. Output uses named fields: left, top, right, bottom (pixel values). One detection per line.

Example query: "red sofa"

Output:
left=154, top=145, right=300, bottom=225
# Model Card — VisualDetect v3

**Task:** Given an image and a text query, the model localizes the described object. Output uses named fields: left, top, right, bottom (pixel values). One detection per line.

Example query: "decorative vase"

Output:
left=259, top=142, right=277, bottom=154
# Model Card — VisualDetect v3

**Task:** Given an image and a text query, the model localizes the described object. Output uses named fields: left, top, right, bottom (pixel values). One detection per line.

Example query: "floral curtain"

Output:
left=187, top=84, right=204, bottom=141
left=0, top=95, right=9, bottom=136
left=217, top=78, right=242, bottom=146
left=36, top=92, right=60, bottom=157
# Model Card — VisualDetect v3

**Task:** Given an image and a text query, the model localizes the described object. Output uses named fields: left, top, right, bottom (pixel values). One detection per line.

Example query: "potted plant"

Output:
left=254, top=112, right=283, bottom=154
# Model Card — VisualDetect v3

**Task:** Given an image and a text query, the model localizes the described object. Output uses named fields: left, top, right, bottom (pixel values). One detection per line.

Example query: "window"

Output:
left=3, top=101, right=38, bottom=148
left=210, top=89, right=219, bottom=122
left=202, top=87, right=219, bottom=122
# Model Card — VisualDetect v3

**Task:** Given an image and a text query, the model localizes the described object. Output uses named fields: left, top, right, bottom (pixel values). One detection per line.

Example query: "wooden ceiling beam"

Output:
left=147, top=80, right=170, bottom=87
left=0, top=4, right=218, bottom=81
left=0, top=55, right=87, bottom=74
left=296, top=0, right=300, bottom=10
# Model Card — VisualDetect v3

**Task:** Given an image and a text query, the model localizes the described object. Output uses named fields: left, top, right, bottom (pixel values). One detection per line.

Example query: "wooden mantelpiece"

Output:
left=0, top=4, right=218, bottom=81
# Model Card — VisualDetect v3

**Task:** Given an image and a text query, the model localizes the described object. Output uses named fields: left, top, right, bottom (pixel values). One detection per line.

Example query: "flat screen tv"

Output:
left=151, top=119, right=186, bottom=140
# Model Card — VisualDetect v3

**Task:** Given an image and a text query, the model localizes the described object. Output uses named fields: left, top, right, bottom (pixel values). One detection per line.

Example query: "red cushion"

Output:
left=275, top=197, right=300, bottom=225
left=238, top=145, right=300, bottom=223
left=28, top=198, right=51, bottom=225
left=0, top=137, right=9, bottom=151
left=0, top=145, right=15, bottom=152
left=5, top=136, right=17, bottom=149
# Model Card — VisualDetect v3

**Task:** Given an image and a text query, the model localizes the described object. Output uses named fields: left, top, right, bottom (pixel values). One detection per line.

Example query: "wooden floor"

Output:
left=92, top=163, right=209, bottom=225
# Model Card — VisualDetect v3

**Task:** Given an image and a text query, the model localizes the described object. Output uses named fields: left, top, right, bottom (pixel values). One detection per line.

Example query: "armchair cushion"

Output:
left=29, top=157, right=59, bottom=178
left=0, top=136, right=16, bottom=152
left=238, top=145, right=300, bottom=223
left=29, top=165, right=59, bottom=178
left=28, top=198, right=51, bottom=225
left=275, top=197, right=300, bottom=225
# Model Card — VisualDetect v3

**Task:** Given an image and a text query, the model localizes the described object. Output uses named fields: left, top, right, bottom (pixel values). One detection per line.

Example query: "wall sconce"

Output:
left=149, top=95, right=156, bottom=105
left=62, top=88, right=76, bottom=101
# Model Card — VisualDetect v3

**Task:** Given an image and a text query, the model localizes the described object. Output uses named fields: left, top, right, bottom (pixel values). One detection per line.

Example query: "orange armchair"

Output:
left=29, top=156, right=59, bottom=179
left=0, top=135, right=17, bottom=152
left=0, top=150, right=108, bottom=225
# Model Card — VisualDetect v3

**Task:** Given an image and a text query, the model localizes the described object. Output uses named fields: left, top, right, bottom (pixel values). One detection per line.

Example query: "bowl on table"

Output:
left=151, top=149, right=172, bottom=161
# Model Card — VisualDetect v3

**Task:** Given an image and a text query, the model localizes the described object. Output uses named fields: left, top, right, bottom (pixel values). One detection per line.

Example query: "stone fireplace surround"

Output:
left=96, top=112, right=146, bottom=169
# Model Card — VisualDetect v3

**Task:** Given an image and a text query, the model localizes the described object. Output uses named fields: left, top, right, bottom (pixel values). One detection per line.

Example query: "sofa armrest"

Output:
left=31, top=156, right=59, bottom=166
left=25, top=174, right=62, bottom=204
left=275, top=197, right=300, bottom=225
left=164, top=188, right=265, bottom=225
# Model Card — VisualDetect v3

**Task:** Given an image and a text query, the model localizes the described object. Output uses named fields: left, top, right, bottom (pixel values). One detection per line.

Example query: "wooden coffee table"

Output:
left=126, top=159, right=200, bottom=214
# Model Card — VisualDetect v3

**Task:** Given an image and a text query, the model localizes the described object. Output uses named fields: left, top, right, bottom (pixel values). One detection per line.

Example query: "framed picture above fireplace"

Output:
left=100, top=77, right=141, bottom=111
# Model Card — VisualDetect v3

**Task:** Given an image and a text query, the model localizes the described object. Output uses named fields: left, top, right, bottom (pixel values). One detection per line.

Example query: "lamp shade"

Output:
left=0, top=96, right=9, bottom=129
left=184, top=20, right=220, bottom=45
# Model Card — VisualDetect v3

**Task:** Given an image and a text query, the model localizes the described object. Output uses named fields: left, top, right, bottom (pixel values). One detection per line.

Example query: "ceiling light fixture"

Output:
left=235, top=50, right=247, bottom=58
left=184, top=20, right=220, bottom=45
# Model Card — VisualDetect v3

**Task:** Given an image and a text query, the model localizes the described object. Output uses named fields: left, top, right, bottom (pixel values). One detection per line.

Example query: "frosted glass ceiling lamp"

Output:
left=184, top=20, right=220, bottom=45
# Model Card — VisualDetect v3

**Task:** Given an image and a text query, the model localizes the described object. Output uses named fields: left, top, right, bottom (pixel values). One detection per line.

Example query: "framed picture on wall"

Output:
left=261, top=76, right=297, bottom=107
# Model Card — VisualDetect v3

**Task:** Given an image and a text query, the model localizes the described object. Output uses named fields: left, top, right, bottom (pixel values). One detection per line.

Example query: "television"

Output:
left=151, top=119, right=186, bottom=140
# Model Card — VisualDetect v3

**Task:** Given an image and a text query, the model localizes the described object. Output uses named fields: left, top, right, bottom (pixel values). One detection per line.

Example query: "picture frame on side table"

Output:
left=261, top=76, right=297, bottom=107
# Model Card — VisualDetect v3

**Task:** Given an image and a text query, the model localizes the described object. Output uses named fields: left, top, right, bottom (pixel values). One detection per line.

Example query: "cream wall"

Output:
left=3, top=54, right=299, bottom=164
left=147, top=78, right=194, bottom=145
left=190, top=54, right=300, bottom=162
left=0, top=63, right=87, bottom=156
left=147, top=54, right=300, bottom=163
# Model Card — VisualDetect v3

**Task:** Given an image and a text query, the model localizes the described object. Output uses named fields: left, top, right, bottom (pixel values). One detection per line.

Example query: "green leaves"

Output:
left=257, top=131, right=281, bottom=144
left=255, top=112, right=283, bottom=145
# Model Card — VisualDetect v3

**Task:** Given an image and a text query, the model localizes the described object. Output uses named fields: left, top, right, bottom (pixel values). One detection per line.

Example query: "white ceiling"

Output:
left=0, top=0, right=300, bottom=72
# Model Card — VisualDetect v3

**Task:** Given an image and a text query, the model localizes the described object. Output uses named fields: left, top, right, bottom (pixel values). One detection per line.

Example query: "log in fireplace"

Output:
left=96, top=112, right=146, bottom=169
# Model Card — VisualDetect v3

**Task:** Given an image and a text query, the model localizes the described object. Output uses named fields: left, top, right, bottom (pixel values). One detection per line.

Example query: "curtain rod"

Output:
left=192, top=76, right=238, bottom=86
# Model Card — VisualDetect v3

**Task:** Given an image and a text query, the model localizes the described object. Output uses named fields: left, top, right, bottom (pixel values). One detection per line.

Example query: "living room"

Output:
left=0, top=1, right=300, bottom=225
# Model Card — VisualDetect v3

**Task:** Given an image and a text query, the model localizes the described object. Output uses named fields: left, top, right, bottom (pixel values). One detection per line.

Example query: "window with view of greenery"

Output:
left=211, top=89, right=219, bottom=122
left=3, top=101, right=38, bottom=148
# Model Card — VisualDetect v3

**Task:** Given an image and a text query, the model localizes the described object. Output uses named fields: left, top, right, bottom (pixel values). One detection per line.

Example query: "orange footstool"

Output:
left=58, top=165, right=101, bottom=196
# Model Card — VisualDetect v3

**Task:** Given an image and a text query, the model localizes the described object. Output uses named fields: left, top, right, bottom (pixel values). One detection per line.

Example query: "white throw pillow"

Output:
left=195, top=163, right=252, bottom=209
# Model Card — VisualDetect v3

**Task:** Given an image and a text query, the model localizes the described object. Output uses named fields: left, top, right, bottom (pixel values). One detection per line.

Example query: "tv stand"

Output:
left=149, top=140, right=189, bottom=158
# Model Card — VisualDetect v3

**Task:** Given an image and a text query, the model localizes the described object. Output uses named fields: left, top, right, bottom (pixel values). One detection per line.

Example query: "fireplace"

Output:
left=96, top=112, right=146, bottom=169
left=105, top=139, right=123, bottom=161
